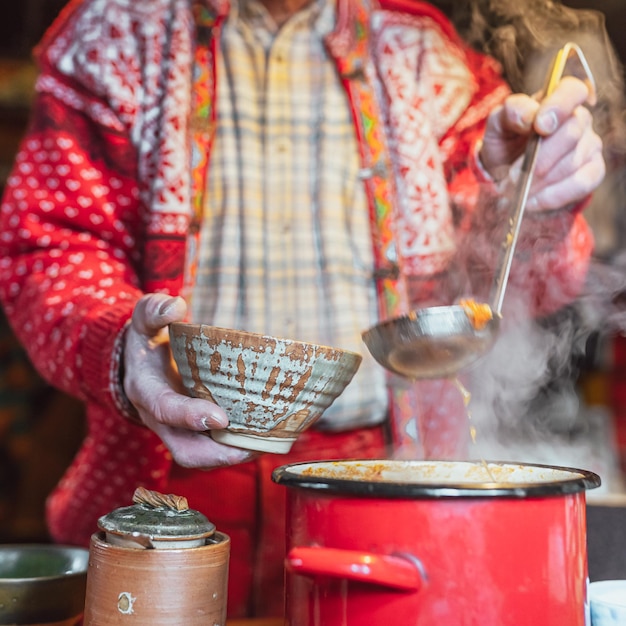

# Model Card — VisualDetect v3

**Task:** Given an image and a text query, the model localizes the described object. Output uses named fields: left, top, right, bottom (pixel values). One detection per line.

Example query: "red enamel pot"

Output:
left=272, top=460, right=600, bottom=626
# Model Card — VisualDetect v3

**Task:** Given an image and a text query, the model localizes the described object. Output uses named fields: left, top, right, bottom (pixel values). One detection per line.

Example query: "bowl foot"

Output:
left=211, top=430, right=297, bottom=454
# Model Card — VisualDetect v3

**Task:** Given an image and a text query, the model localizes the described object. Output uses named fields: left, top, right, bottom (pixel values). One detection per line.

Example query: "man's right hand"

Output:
left=122, top=293, right=254, bottom=468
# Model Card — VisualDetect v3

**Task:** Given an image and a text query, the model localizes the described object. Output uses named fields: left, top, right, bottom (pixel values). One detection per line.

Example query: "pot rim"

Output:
left=271, top=459, right=601, bottom=498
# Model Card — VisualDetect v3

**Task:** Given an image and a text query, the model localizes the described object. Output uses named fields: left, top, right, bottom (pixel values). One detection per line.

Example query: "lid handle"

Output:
left=132, top=487, right=190, bottom=512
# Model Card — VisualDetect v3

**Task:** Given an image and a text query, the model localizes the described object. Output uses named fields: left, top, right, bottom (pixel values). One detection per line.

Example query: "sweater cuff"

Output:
left=112, top=320, right=142, bottom=423
left=79, top=300, right=138, bottom=419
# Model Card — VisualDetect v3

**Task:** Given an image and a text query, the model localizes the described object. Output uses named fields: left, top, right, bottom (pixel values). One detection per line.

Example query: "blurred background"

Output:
left=0, top=0, right=85, bottom=545
left=1, top=0, right=626, bottom=581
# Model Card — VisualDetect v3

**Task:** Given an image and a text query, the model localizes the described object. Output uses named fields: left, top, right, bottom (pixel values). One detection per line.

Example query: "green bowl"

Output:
left=0, top=544, right=89, bottom=625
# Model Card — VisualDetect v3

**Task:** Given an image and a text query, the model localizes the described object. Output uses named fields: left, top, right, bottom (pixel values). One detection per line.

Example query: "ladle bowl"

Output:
left=362, top=305, right=500, bottom=379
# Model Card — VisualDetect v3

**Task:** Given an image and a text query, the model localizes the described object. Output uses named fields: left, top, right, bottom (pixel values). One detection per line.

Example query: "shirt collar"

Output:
left=201, top=0, right=376, bottom=68
left=230, top=0, right=337, bottom=35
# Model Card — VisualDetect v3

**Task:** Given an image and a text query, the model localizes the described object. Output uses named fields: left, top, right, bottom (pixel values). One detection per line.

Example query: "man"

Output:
left=0, top=0, right=604, bottom=616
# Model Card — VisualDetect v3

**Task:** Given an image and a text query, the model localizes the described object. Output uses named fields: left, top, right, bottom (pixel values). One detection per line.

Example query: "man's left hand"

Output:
left=479, top=76, right=605, bottom=211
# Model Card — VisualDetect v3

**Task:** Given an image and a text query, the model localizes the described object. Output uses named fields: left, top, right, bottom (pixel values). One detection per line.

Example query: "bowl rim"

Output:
left=589, top=579, right=626, bottom=610
left=0, top=543, right=89, bottom=582
left=169, top=322, right=363, bottom=359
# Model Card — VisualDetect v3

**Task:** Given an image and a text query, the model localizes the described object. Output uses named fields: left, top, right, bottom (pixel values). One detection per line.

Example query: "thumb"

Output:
left=131, top=294, right=188, bottom=336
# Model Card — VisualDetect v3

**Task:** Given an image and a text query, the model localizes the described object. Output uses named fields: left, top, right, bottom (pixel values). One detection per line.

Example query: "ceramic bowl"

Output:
left=0, top=544, right=89, bottom=625
left=169, top=323, right=362, bottom=453
left=589, top=580, right=626, bottom=625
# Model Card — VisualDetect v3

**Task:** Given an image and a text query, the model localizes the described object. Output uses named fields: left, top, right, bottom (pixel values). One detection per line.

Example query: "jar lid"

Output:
left=98, top=487, right=216, bottom=548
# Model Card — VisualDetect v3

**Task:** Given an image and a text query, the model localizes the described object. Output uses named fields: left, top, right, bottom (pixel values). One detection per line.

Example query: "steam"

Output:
left=412, top=2, right=626, bottom=491
left=458, top=207, right=626, bottom=492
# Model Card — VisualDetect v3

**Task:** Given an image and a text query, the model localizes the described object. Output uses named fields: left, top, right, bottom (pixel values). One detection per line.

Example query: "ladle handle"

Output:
left=489, top=42, right=596, bottom=316
left=489, top=134, right=540, bottom=316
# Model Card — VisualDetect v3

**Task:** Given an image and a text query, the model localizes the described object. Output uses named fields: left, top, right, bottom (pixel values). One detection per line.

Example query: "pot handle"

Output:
left=285, top=546, right=423, bottom=591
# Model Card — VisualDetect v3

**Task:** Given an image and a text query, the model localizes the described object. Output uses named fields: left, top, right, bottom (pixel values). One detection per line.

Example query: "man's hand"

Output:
left=122, top=293, right=254, bottom=468
left=479, top=76, right=605, bottom=211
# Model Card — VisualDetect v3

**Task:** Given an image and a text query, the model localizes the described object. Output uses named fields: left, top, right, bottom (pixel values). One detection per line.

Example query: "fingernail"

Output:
left=536, top=110, right=558, bottom=134
left=158, top=297, right=179, bottom=316
left=201, top=414, right=228, bottom=429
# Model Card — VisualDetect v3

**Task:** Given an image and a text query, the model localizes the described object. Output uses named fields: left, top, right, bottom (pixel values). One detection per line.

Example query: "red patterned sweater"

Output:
left=0, top=0, right=593, bottom=545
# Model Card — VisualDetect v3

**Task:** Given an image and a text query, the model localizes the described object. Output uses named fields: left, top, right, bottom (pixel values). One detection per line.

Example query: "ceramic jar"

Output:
left=83, top=487, right=230, bottom=625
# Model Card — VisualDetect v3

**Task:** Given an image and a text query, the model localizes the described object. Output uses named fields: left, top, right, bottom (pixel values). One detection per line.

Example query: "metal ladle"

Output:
left=362, top=42, right=596, bottom=380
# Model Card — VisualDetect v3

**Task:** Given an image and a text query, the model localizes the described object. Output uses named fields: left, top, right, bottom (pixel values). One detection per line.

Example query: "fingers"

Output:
left=526, top=102, right=604, bottom=211
left=147, top=422, right=256, bottom=469
left=131, top=293, right=187, bottom=336
left=148, top=387, right=229, bottom=431
left=494, top=94, right=539, bottom=136
left=532, top=107, right=598, bottom=179
left=121, top=293, right=247, bottom=469
left=533, top=76, right=591, bottom=136
left=482, top=74, right=604, bottom=210
left=123, top=327, right=230, bottom=431
left=526, top=152, right=606, bottom=212
left=494, top=77, right=590, bottom=137
left=480, top=76, right=597, bottom=183
left=122, top=294, right=268, bottom=469
left=140, top=391, right=254, bottom=469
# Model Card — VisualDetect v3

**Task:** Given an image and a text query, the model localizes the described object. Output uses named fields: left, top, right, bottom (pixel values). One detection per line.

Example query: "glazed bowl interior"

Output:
left=0, top=544, right=89, bottom=625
